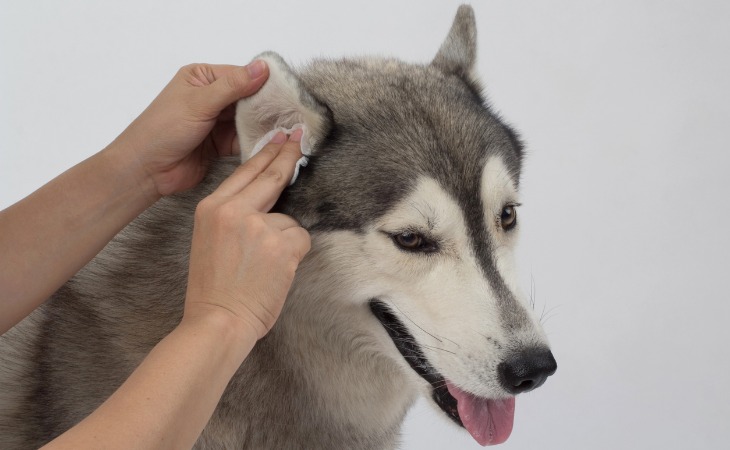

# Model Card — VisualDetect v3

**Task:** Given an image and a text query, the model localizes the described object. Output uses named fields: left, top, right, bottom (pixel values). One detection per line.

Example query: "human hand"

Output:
left=183, top=130, right=311, bottom=340
left=113, top=61, right=269, bottom=197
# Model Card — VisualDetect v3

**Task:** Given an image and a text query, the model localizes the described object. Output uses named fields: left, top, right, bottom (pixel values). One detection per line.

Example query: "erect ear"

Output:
left=235, top=52, right=331, bottom=160
left=431, top=5, right=479, bottom=85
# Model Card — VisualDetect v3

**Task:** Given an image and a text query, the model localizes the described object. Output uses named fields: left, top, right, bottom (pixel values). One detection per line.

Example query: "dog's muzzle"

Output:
left=368, top=299, right=557, bottom=446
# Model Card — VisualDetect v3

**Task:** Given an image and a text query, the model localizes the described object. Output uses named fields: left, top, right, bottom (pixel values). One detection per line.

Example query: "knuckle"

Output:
left=301, top=232, right=312, bottom=252
left=286, top=258, right=299, bottom=278
left=258, top=145, right=279, bottom=160
left=237, top=160, right=263, bottom=178
left=178, top=63, right=196, bottom=75
left=194, top=197, right=216, bottom=219
left=294, top=224, right=311, bottom=238
left=225, top=70, right=248, bottom=92
left=257, top=168, right=285, bottom=183
left=260, top=234, right=282, bottom=252
left=212, top=203, right=242, bottom=227
left=179, top=63, right=208, bottom=80
left=177, top=64, right=216, bottom=92
left=246, top=213, right=267, bottom=229
left=241, top=215, right=267, bottom=238
left=281, top=142, right=303, bottom=159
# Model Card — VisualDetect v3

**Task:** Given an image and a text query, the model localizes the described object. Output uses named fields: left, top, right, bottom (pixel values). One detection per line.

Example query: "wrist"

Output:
left=180, top=306, right=260, bottom=364
left=102, top=138, right=162, bottom=205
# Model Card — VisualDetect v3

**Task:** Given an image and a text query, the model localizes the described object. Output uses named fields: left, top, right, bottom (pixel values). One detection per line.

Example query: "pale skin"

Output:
left=0, top=60, right=311, bottom=449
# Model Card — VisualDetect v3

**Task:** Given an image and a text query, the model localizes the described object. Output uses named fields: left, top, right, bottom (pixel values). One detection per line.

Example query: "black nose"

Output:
left=498, top=348, right=557, bottom=395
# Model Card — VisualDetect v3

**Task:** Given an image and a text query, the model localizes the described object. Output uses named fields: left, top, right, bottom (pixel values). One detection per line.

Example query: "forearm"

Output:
left=44, top=310, right=257, bottom=450
left=0, top=141, right=160, bottom=333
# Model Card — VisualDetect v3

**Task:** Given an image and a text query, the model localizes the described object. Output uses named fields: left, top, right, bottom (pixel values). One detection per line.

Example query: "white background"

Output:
left=2, top=1, right=729, bottom=449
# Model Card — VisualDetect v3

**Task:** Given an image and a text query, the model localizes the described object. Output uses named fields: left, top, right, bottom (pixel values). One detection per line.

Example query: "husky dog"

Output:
left=0, top=5, right=556, bottom=449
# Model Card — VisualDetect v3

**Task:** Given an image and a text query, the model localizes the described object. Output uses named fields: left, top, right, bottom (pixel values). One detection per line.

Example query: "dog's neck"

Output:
left=280, top=252, right=418, bottom=427
left=200, top=245, right=418, bottom=448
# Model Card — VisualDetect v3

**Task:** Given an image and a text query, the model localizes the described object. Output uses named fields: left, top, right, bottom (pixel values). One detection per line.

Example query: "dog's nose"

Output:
left=498, top=348, right=557, bottom=395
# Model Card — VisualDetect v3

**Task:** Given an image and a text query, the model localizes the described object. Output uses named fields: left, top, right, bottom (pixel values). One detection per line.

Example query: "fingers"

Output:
left=214, top=133, right=290, bottom=197
left=205, top=61, right=269, bottom=112
left=214, top=135, right=302, bottom=210
left=233, top=138, right=303, bottom=213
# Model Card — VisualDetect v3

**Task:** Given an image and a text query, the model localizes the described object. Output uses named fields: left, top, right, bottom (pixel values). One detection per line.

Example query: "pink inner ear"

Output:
left=234, top=52, right=328, bottom=161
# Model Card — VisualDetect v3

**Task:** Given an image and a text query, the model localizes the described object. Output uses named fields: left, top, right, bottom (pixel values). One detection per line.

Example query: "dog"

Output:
left=0, top=5, right=556, bottom=448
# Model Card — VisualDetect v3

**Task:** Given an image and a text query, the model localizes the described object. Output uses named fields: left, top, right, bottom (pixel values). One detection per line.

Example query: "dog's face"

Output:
left=236, top=6, right=555, bottom=446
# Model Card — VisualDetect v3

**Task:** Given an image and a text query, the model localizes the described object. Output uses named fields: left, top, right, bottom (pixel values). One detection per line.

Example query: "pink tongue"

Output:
left=446, top=381, right=515, bottom=446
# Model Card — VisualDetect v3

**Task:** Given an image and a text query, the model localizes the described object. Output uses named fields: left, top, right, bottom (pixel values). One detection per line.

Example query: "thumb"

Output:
left=206, top=60, right=269, bottom=112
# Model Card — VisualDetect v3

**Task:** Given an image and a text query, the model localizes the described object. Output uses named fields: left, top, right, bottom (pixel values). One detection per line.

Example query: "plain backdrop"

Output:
left=2, top=1, right=729, bottom=449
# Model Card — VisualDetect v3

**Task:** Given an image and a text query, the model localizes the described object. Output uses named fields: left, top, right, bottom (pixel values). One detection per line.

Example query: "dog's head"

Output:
left=236, top=5, right=555, bottom=446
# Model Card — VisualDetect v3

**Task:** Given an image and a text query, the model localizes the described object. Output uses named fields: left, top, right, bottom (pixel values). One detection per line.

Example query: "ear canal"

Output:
left=431, top=4, right=478, bottom=82
left=235, top=52, right=331, bottom=160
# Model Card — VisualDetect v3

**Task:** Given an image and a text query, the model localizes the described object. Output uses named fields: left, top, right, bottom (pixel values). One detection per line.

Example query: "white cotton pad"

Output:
left=248, top=124, right=311, bottom=185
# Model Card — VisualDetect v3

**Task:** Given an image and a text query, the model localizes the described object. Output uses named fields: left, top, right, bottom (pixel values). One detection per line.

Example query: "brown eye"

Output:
left=392, top=232, right=438, bottom=253
left=500, top=205, right=518, bottom=230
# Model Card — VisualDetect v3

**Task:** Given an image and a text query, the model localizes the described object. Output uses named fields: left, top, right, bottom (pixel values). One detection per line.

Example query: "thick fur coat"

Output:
left=0, top=6, right=555, bottom=448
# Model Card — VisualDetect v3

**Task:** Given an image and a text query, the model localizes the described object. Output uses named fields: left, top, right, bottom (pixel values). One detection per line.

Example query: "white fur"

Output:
left=481, top=156, right=547, bottom=341
left=481, top=156, right=521, bottom=295
left=369, top=176, right=508, bottom=398
left=290, top=168, right=550, bottom=404
left=235, top=54, right=328, bottom=159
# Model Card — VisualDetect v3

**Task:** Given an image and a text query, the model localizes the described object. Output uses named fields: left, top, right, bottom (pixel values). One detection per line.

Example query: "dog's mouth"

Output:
left=369, top=300, right=515, bottom=446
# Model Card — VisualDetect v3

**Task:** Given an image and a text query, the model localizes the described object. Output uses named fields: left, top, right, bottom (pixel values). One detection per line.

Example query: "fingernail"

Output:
left=289, top=129, right=303, bottom=143
left=246, top=60, right=266, bottom=79
left=270, top=131, right=287, bottom=144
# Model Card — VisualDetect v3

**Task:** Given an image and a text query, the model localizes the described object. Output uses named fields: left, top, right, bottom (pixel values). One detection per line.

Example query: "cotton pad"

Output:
left=248, top=124, right=311, bottom=185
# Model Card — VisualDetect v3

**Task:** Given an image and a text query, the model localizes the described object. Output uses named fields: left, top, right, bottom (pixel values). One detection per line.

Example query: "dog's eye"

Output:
left=500, top=205, right=518, bottom=230
left=392, top=232, right=438, bottom=253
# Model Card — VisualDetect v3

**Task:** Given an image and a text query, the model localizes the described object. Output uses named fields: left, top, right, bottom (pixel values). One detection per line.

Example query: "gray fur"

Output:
left=432, top=4, right=479, bottom=86
left=0, top=6, right=544, bottom=448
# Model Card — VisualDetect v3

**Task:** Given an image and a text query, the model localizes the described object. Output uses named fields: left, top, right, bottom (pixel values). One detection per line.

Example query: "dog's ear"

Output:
left=431, top=5, right=478, bottom=84
left=236, top=52, right=331, bottom=160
